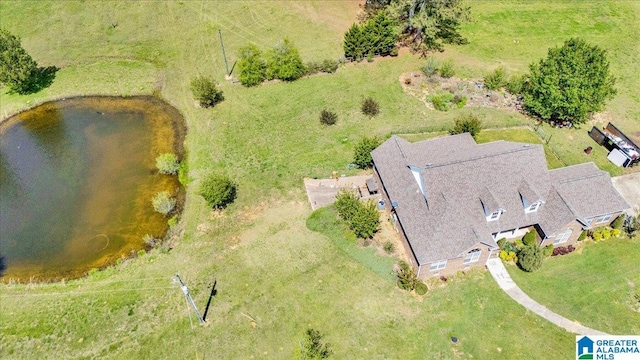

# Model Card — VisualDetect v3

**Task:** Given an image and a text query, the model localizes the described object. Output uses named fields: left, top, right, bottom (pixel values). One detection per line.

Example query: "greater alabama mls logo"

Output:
left=577, top=335, right=640, bottom=360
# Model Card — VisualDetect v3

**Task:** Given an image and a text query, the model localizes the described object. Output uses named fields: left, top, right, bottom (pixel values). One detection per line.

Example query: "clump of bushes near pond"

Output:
left=238, top=38, right=316, bottom=86
left=152, top=191, right=176, bottom=216
left=156, top=153, right=180, bottom=175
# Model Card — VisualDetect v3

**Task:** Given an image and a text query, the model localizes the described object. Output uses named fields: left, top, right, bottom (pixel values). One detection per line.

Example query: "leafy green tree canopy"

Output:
left=265, top=38, right=306, bottom=81
left=522, top=38, right=616, bottom=125
left=190, top=75, right=224, bottom=108
left=0, top=28, right=38, bottom=94
left=353, top=136, right=382, bottom=169
left=198, top=174, right=237, bottom=209
left=389, top=0, right=470, bottom=55
left=237, top=44, right=266, bottom=87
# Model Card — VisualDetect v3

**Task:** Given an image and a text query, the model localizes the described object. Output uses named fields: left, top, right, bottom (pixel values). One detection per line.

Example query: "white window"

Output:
left=596, top=213, right=613, bottom=224
left=463, top=249, right=482, bottom=264
left=553, top=229, right=572, bottom=244
left=430, top=260, right=447, bottom=272
left=487, top=210, right=502, bottom=222
left=525, top=201, right=541, bottom=213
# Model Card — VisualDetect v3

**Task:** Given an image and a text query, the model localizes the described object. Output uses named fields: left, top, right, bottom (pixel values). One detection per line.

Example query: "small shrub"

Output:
left=390, top=47, right=399, bottom=56
left=623, top=214, right=640, bottom=238
left=499, top=250, right=517, bottom=262
left=366, top=51, right=374, bottom=62
left=440, top=276, right=448, bottom=282
left=450, top=114, right=482, bottom=138
left=415, top=282, right=428, bottom=295
left=297, top=328, right=333, bottom=360
left=612, top=228, right=621, bottom=237
left=543, top=244, right=554, bottom=257
left=523, top=231, right=537, bottom=246
left=305, top=61, right=322, bottom=75
left=178, top=161, right=190, bottom=186
left=506, top=74, right=524, bottom=94
left=350, top=201, right=380, bottom=239
left=319, top=109, right=338, bottom=125
left=152, top=191, right=176, bottom=216
left=334, top=190, right=360, bottom=222
left=361, top=97, right=380, bottom=117
left=518, top=245, right=544, bottom=272
left=198, top=174, right=237, bottom=209
left=396, top=261, right=419, bottom=291
left=601, top=228, right=611, bottom=240
left=552, top=245, right=576, bottom=256
left=353, top=136, right=382, bottom=169
left=156, top=153, right=180, bottom=175
left=321, top=59, right=339, bottom=73
left=143, top=234, right=160, bottom=248
left=453, top=94, right=467, bottom=108
left=404, top=77, right=412, bottom=84
left=421, top=56, right=439, bottom=77
left=514, top=239, right=524, bottom=249
left=383, top=241, right=395, bottom=254
left=438, top=59, right=455, bottom=78
left=168, top=214, right=178, bottom=228
left=137, top=249, right=146, bottom=257
left=577, top=230, right=587, bottom=241
left=190, top=75, right=224, bottom=108
left=497, top=238, right=507, bottom=249
left=611, top=215, right=625, bottom=229
left=484, top=66, right=508, bottom=90
left=593, top=231, right=603, bottom=242
left=431, top=93, right=453, bottom=111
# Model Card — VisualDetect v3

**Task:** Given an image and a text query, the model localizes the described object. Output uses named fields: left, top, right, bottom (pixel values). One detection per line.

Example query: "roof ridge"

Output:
left=394, top=136, right=408, bottom=160
left=424, top=144, right=539, bottom=169
left=557, top=171, right=604, bottom=184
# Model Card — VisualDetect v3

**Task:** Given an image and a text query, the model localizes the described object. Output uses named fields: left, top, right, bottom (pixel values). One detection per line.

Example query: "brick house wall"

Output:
left=418, top=242, right=496, bottom=279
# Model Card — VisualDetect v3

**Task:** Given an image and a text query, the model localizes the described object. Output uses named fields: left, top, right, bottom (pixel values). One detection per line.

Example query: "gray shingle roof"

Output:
left=372, top=134, right=630, bottom=265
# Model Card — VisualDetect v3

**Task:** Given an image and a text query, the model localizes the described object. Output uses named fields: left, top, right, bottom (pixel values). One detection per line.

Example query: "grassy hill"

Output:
left=1, top=1, right=638, bottom=358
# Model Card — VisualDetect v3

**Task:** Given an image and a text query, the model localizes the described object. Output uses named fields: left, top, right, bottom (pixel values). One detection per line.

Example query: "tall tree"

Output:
left=343, top=23, right=365, bottom=59
left=522, top=38, right=617, bottom=125
left=363, top=10, right=398, bottom=56
left=389, top=0, right=470, bottom=55
left=0, top=28, right=38, bottom=94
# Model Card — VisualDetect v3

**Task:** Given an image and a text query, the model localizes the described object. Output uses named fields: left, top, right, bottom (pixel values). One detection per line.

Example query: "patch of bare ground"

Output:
left=400, top=71, right=524, bottom=112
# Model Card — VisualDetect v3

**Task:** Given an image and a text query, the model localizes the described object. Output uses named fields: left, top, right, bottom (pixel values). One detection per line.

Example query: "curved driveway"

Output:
left=486, top=258, right=608, bottom=335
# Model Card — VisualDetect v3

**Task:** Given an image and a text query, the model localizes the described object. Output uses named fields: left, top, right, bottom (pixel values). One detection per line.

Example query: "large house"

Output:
left=371, top=134, right=630, bottom=277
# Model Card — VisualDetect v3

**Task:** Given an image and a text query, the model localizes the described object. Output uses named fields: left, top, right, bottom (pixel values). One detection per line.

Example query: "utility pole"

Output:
left=175, top=273, right=204, bottom=324
left=202, top=280, right=217, bottom=322
left=218, top=29, right=230, bottom=76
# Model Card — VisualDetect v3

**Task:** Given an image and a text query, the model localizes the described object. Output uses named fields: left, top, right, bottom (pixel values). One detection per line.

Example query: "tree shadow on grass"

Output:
left=27, top=66, right=59, bottom=94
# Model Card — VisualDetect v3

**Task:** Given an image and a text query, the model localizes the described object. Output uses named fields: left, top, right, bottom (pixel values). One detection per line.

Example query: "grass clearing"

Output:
left=0, top=0, right=639, bottom=358
left=507, top=237, right=640, bottom=335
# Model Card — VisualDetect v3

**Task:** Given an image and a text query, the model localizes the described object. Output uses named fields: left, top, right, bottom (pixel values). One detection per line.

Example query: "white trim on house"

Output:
left=525, top=201, right=542, bottom=213
left=553, top=229, right=572, bottom=244
left=486, top=209, right=503, bottom=222
left=595, top=213, right=613, bottom=224
left=430, top=260, right=447, bottom=271
left=463, top=249, right=482, bottom=264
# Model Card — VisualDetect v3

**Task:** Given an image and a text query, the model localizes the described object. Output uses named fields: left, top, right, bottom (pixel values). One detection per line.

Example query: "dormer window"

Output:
left=525, top=200, right=542, bottom=213
left=487, top=209, right=503, bottom=222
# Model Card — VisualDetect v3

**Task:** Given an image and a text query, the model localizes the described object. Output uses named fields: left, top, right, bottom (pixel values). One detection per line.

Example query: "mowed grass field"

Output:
left=508, top=238, right=640, bottom=335
left=0, top=1, right=639, bottom=359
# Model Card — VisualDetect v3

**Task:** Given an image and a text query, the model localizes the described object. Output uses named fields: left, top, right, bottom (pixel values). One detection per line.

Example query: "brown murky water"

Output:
left=0, top=96, right=185, bottom=282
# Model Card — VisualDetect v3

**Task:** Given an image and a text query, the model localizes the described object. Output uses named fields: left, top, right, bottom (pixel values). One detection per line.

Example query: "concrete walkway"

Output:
left=486, top=258, right=608, bottom=335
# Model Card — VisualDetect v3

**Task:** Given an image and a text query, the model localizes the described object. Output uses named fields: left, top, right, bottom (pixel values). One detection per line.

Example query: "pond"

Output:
left=0, top=96, right=185, bottom=282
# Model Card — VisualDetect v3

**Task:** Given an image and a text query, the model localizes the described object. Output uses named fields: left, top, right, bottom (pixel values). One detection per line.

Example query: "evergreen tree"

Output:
left=0, top=28, right=38, bottom=94
left=388, top=0, right=470, bottom=55
left=343, top=23, right=365, bottom=59
left=366, top=11, right=397, bottom=55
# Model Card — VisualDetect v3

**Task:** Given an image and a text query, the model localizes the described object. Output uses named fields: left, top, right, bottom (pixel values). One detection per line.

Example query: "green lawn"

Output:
left=507, top=237, right=640, bottom=335
left=476, top=127, right=565, bottom=169
left=1, top=0, right=639, bottom=358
